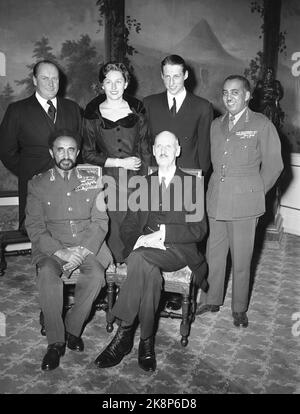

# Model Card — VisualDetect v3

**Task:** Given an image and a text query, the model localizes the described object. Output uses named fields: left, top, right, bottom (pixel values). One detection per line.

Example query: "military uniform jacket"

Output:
left=25, top=167, right=111, bottom=265
left=207, top=108, right=284, bottom=220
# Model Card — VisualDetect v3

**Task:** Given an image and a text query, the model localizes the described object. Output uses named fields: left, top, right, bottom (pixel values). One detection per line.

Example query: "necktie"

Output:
left=170, top=97, right=176, bottom=116
left=229, top=114, right=235, bottom=131
left=47, top=100, right=56, bottom=122
left=161, top=176, right=167, bottom=192
left=63, top=171, right=69, bottom=181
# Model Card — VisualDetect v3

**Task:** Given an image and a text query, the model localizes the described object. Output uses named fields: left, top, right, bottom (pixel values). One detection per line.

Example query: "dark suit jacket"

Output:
left=143, top=91, right=213, bottom=174
left=120, top=167, right=208, bottom=290
left=0, top=94, right=82, bottom=224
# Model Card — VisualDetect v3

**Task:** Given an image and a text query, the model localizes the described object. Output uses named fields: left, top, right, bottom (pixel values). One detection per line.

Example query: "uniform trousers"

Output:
left=202, top=217, right=257, bottom=313
left=112, top=246, right=187, bottom=339
left=36, top=254, right=105, bottom=344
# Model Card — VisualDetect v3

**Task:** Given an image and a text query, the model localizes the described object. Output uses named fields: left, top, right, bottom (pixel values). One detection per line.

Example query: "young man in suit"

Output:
left=197, top=75, right=284, bottom=327
left=25, top=129, right=111, bottom=371
left=0, top=60, right=82, bottom=231
left=94, top=131, right=208, bottom=372
left=143, top=54, right=213, bottom=176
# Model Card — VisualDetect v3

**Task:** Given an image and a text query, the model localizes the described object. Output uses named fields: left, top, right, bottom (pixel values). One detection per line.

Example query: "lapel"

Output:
left=220, top=107, right=251, bottom=137
left=30, top=94, right=56, bottom=131
left=160, top=91, right=171, bottom=116
left=230, top=107, right=251, bottom=135
left=55, top=97, right=65, bottom=127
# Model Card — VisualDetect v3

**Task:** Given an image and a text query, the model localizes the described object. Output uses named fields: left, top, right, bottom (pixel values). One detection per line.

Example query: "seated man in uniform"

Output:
left=25, top=128, right=111, bottom=371
left=94, top=131, right=208, bottom=372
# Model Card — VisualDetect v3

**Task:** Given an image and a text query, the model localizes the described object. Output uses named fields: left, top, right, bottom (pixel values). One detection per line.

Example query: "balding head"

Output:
left=153, top=131, right=181, bottom=169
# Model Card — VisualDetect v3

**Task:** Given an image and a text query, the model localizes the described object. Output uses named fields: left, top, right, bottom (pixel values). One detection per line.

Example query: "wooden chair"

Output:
left=105, top=264, right=196, bottom=346
left=0, top=191, right=31, bottom=276
left=104, top=168, right=204, bottom=346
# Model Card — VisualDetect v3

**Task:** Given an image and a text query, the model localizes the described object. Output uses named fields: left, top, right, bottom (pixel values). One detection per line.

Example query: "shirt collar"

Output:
left=158, top=165, right=177, bottom=187
left=35, top=92, right=57, bottom=111
left=230, top=106, right=248, bottom=125
left=167, top=88, right=186, bottom=111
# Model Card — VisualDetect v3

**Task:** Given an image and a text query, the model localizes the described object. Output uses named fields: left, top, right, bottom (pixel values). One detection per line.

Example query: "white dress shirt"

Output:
left=167, top=88, right=187, bottom=113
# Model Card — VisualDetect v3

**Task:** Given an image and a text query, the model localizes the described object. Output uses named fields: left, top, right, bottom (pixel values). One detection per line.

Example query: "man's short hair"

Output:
left=98, top=62, right=130, bottom=84
left=223, top=75, right=252, bottom=93
left=33, top=60, right=60, bottom=77
left=161, top=55, right=188, bottom=74
left=48, top=129, right=82, bottom=149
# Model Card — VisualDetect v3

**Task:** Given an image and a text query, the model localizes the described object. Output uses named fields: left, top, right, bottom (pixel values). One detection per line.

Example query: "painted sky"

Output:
left=0, top=0, right=102, bottom=92
left=127, top=0, right=262, bottom=62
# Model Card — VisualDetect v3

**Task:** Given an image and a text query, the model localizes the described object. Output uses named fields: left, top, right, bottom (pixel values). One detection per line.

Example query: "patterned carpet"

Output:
left=0, top=233, right=300, bottom=394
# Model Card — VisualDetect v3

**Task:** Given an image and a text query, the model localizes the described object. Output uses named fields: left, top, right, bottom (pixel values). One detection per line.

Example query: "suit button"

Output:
left=67, top=192, right=71, bottom=196
left=116, top=127, right=120, bottom=131
left=68, top=207, right=73, bottom=211
left=226, top=138, right=230, bottom=142
left=220, top=177, right=225, bottom=182
left=118, top=149, right=122, bottom=152
left=224, top=151, right=228, bottom=155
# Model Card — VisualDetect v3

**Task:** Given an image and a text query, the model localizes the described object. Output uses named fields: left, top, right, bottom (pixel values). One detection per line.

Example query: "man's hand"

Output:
left=133, top=231, right=166, bottom=251
left=54, top=246, right=90, bottom=272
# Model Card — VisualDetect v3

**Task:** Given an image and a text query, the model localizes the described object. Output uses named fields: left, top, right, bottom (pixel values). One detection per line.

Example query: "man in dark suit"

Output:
left=94, top=131, right=208, bottom=372
left=25, top=129, right=112, bottom=371
left=143, top=54, right=213, bottom=175
left=197, top=75, right=284, bottom=327
left=0, top=60, right=82, bottom=231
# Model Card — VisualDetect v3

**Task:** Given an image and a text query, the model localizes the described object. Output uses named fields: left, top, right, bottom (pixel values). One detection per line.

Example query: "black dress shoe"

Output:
left=233, top=312, right=248, bottom=327
left=95, top=325, right=134, bottom=368
left=67, top=333, right=84, bottom=352
left=138, top=337, right=156, bottom=372
left=196, top=304, right=220, bottom=315
left=41, top=342, right=65, bottom=371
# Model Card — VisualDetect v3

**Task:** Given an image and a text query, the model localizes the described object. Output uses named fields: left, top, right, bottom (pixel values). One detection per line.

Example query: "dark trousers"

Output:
left=36, top=254, right=105, bottom=344
left=112, top=246, right=187, bottom=339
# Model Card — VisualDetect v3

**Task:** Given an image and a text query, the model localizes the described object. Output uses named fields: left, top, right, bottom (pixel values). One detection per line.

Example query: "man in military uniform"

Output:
left=197, top=75, right=283, bottom=327
left=25, top=129, right=111, bottom=371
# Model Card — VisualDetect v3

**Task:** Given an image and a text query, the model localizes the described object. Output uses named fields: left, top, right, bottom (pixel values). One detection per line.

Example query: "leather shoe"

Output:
left=233, top=312, right=248, bottom=327
left=67, top=333, right=84, bottom=352
left=196, top=304, right=220, bottom=315
left=41, top=342, right=65, bottom=371
left=138, top=337, right=156, bottom=372
left=95, top=325, right=134, bottom=368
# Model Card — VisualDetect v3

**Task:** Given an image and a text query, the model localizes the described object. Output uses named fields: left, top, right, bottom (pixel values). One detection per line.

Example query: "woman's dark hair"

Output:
left=98, top=62, right=130, bottom=84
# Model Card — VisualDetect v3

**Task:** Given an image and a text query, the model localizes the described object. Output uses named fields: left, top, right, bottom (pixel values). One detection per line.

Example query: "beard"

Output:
left=56, top=158, right=76, bottom=171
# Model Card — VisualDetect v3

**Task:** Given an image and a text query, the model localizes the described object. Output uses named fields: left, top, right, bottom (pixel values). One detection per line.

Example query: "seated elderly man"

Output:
left=94, top=130, right=208, bottom=372
left=25, top=128, right=111, bottom=371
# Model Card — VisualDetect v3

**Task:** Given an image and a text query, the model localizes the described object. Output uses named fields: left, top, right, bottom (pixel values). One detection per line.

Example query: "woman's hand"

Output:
left=119, top=156, right=141, bottom=171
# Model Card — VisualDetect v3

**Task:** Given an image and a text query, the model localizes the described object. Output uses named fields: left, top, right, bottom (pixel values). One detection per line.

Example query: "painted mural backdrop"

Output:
left=0, top=0, right=299, bottom=201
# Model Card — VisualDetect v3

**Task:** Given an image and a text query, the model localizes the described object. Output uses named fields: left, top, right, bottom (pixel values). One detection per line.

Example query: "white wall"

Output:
left=280, top=153, right=300, bottom=236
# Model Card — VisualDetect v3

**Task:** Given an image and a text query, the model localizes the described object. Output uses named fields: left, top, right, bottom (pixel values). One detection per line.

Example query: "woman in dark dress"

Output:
left=82, top=62, right=151, bottom=264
